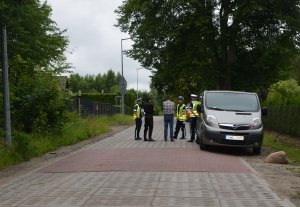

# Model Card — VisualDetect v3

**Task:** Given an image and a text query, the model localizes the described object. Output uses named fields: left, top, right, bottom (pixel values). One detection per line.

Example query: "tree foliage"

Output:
left=68, top=70, right=122, bottom=93
left=116, top=0, right=300, bottom=96
left=0, top=0, right=70, bottom=133
left=266, top=79, right=300, bottom=105
left=12, top=72, right=69, bottom=133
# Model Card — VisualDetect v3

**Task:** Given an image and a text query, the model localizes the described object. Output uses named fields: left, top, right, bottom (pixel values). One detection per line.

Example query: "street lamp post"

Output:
left=2, top=26, right=12, bottom=148
left=136, top=68, right=143, bottom=99
left=121, top=37, right=131, bottom=115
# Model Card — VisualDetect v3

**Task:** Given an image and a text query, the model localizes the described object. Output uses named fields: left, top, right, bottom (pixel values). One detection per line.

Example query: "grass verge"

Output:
left=263, top=131, right=300, bottom=165
left=0, top=114, right=133, bottom=169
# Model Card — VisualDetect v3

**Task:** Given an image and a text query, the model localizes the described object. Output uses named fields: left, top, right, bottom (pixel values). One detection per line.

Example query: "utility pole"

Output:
left=136, top=68, right=143, bottom=99
left=2, top=26, right=12, bottom=148
left=120, top=37, right=130, bottom=115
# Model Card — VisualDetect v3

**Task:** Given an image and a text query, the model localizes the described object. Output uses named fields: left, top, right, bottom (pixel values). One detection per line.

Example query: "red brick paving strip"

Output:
left=40, top=148, right=252, bottom=173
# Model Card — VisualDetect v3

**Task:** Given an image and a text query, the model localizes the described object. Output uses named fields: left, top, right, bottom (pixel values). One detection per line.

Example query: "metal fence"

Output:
left=263, top=105, right=300, bottom=137
left=72, top=98, right=133, bottom=117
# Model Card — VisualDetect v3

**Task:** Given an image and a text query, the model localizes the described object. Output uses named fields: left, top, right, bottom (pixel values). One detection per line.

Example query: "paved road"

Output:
left=0, top=117, right=295, bottom=207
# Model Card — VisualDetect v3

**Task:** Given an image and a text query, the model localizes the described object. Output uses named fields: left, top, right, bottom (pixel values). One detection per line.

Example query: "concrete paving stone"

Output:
left=159, top=172, right=211, bottom=183
left=21, top=196, right=89, bottom=206
left=157, top=181, right=214, bottom=190
left=107, top=172, right=161, bottom=182
left=101, top=180, right=159, bottom=189
left=213, top=183, right=272, bottom=192
left=209, top=173, right=269, bottom=186
left=220, top=199, right=291, bottom=207
left=83, top=196, right=153, bottom=207
left=93, top=187, right=156, bottom=197
left=152, top=197, right=221, bottom=207
left=216, top=190, right=280, bottom=200
left=0, top=197, right=27, bottom=206
left=38, top=187, right=98, bottom=197
left=155, top=188, right=217, bottom=198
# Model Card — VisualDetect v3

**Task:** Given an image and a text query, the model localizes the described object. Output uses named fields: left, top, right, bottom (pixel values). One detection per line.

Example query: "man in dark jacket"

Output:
left=143, top=97, right=155, bottom=141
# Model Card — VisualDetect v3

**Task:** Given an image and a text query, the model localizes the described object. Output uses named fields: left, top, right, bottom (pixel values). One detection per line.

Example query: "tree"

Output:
left=116, top=0, right=300, bottom=93
left=1, top=0, right=69, bottom=79
left=0, top=0, right=70, bottom=133
left=68, top=70, right=123, bottom=93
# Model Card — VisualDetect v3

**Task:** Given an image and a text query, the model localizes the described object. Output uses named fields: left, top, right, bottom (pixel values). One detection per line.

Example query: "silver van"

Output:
left=196, top=90, right=267, bottom=154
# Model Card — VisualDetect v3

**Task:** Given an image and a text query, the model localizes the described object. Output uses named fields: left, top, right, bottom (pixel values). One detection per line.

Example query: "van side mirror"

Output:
left=197, top=105, right=203, bottom=113
left=261, top=107, right=268, bottom=116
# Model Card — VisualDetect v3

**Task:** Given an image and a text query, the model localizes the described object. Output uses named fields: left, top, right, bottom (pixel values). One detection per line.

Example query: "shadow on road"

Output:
left=199, top=145, right=256, bottom=157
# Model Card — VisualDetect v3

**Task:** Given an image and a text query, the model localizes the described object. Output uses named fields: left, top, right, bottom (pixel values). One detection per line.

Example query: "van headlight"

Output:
left=251, top=118, right=262, bottom=129
left=206, top=115, right=218, bottom=127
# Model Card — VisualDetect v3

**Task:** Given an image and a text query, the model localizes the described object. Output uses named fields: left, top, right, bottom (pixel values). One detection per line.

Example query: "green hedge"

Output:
left=263, top=105, right=300, bottom=137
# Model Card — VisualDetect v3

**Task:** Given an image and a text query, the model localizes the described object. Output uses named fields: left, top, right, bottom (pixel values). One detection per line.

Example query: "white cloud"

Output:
left=47, top=0, right=152, bottom=91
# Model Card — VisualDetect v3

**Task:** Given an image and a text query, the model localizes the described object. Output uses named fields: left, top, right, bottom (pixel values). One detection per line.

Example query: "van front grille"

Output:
left=219, top=124, right=250, bottom=130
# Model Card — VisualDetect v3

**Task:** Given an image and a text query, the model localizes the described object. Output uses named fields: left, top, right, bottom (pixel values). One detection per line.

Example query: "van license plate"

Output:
left=225, top=135, right=244, bottom=140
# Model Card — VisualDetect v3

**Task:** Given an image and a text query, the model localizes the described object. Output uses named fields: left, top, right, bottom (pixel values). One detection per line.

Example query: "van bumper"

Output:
left=202, top=124, right=263, bottom=148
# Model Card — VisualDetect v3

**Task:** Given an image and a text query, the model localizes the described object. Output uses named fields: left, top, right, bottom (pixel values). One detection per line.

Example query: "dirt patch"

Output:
left=0, top=125, right=131, bottom=186
left=243, top=148, right=300, bottom=207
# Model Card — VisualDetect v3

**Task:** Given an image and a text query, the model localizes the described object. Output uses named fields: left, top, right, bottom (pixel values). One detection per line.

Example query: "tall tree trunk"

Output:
left=219, top=0, right=237, bottom=90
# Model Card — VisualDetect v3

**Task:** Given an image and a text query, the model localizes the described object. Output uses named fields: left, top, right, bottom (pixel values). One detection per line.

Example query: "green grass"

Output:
left=263, top=131, right=300, bottom=165
left=0, top=114, right=133, bottom=169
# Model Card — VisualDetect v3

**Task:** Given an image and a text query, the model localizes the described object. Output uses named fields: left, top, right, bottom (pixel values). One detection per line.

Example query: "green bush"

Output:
left=266, top=79, right=300, bottom=105
left=263, top=79, right=300, bottom=137
left=12, top=72, right=70, bottom=133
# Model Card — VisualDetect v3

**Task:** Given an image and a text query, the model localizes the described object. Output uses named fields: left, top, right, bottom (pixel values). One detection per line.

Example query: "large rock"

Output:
left=265, top=151, right=289, bottom=164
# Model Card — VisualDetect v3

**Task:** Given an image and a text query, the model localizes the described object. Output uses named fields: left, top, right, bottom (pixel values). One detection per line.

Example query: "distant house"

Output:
left=55, top=76, right=68, bottom=90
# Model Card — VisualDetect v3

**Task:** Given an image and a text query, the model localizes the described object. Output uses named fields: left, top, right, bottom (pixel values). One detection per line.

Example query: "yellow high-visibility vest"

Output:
left=189, top=101, right=200, bottom=118
left=133, top=104, right=141, bottom=119
left=177, top=104, right=186, bottom=121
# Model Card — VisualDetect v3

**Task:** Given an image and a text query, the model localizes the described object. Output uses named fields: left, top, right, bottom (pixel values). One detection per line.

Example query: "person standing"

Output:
left=174, top=96, right=187, bottom=140
left=188, top=94, right=200, bottom=142
left=163, top=95, right=175, bottom=141
left=133, top=98, right=143, bottom=140
left=143, top=97, right=155, bottom=141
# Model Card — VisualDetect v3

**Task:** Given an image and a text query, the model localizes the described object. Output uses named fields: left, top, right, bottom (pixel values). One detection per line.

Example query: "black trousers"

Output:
left=135, top=118, right=142, bottom=138
left=190, top=117, right=197, bottom=141
left=174, top=120, right=185, bottom=139
left=144, top=114, right=153, bottom=139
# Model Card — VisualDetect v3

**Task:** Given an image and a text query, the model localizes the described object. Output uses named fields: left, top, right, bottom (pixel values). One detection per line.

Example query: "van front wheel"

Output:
left=253, top=147, right=261, bottom=155
left=199, top=134, right=207, bottom=150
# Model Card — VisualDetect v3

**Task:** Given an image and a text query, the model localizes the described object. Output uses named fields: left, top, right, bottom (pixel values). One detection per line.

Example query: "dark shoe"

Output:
left=148, top=138, right=155, bottom=141
left=144, top=138, right=148, bottom=141
left=180, top=137, right=185, bottom=139
left=187, top=140, right=193, bottom=142
left=171, top=139, right=174, bottom=142
left=136, top=137, right=142, bottom=140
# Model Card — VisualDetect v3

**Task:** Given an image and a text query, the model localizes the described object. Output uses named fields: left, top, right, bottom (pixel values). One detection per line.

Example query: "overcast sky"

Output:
left=47, top=0, right=152, bottom=91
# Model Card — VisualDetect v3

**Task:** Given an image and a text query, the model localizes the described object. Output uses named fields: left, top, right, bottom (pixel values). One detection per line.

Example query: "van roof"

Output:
left=204, top=90, right=257, bottom=95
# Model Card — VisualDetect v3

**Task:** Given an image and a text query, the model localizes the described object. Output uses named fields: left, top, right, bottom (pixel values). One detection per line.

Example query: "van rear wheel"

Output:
left=253, top=147, right=261, bottom=155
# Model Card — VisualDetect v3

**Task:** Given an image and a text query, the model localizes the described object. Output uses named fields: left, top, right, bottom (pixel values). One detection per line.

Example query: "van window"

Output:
left=205, top=92, right=259, bottom=112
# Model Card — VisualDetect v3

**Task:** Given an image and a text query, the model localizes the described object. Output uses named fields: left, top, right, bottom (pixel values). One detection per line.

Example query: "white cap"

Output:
left=191, top=94, right=197, bottom=98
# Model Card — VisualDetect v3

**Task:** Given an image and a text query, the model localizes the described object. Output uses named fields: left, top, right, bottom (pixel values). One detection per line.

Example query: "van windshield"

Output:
left=205, top=92, right=259, bottom=112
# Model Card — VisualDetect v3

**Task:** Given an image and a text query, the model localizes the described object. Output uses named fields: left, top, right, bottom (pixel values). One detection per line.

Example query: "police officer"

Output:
left=143, top=97, right=155, bottom=141
left=174, top=96, right=186, bottom=140
left=188, top=94, right=200, bottom=142
left=133, top=98, right=143, bottom=140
